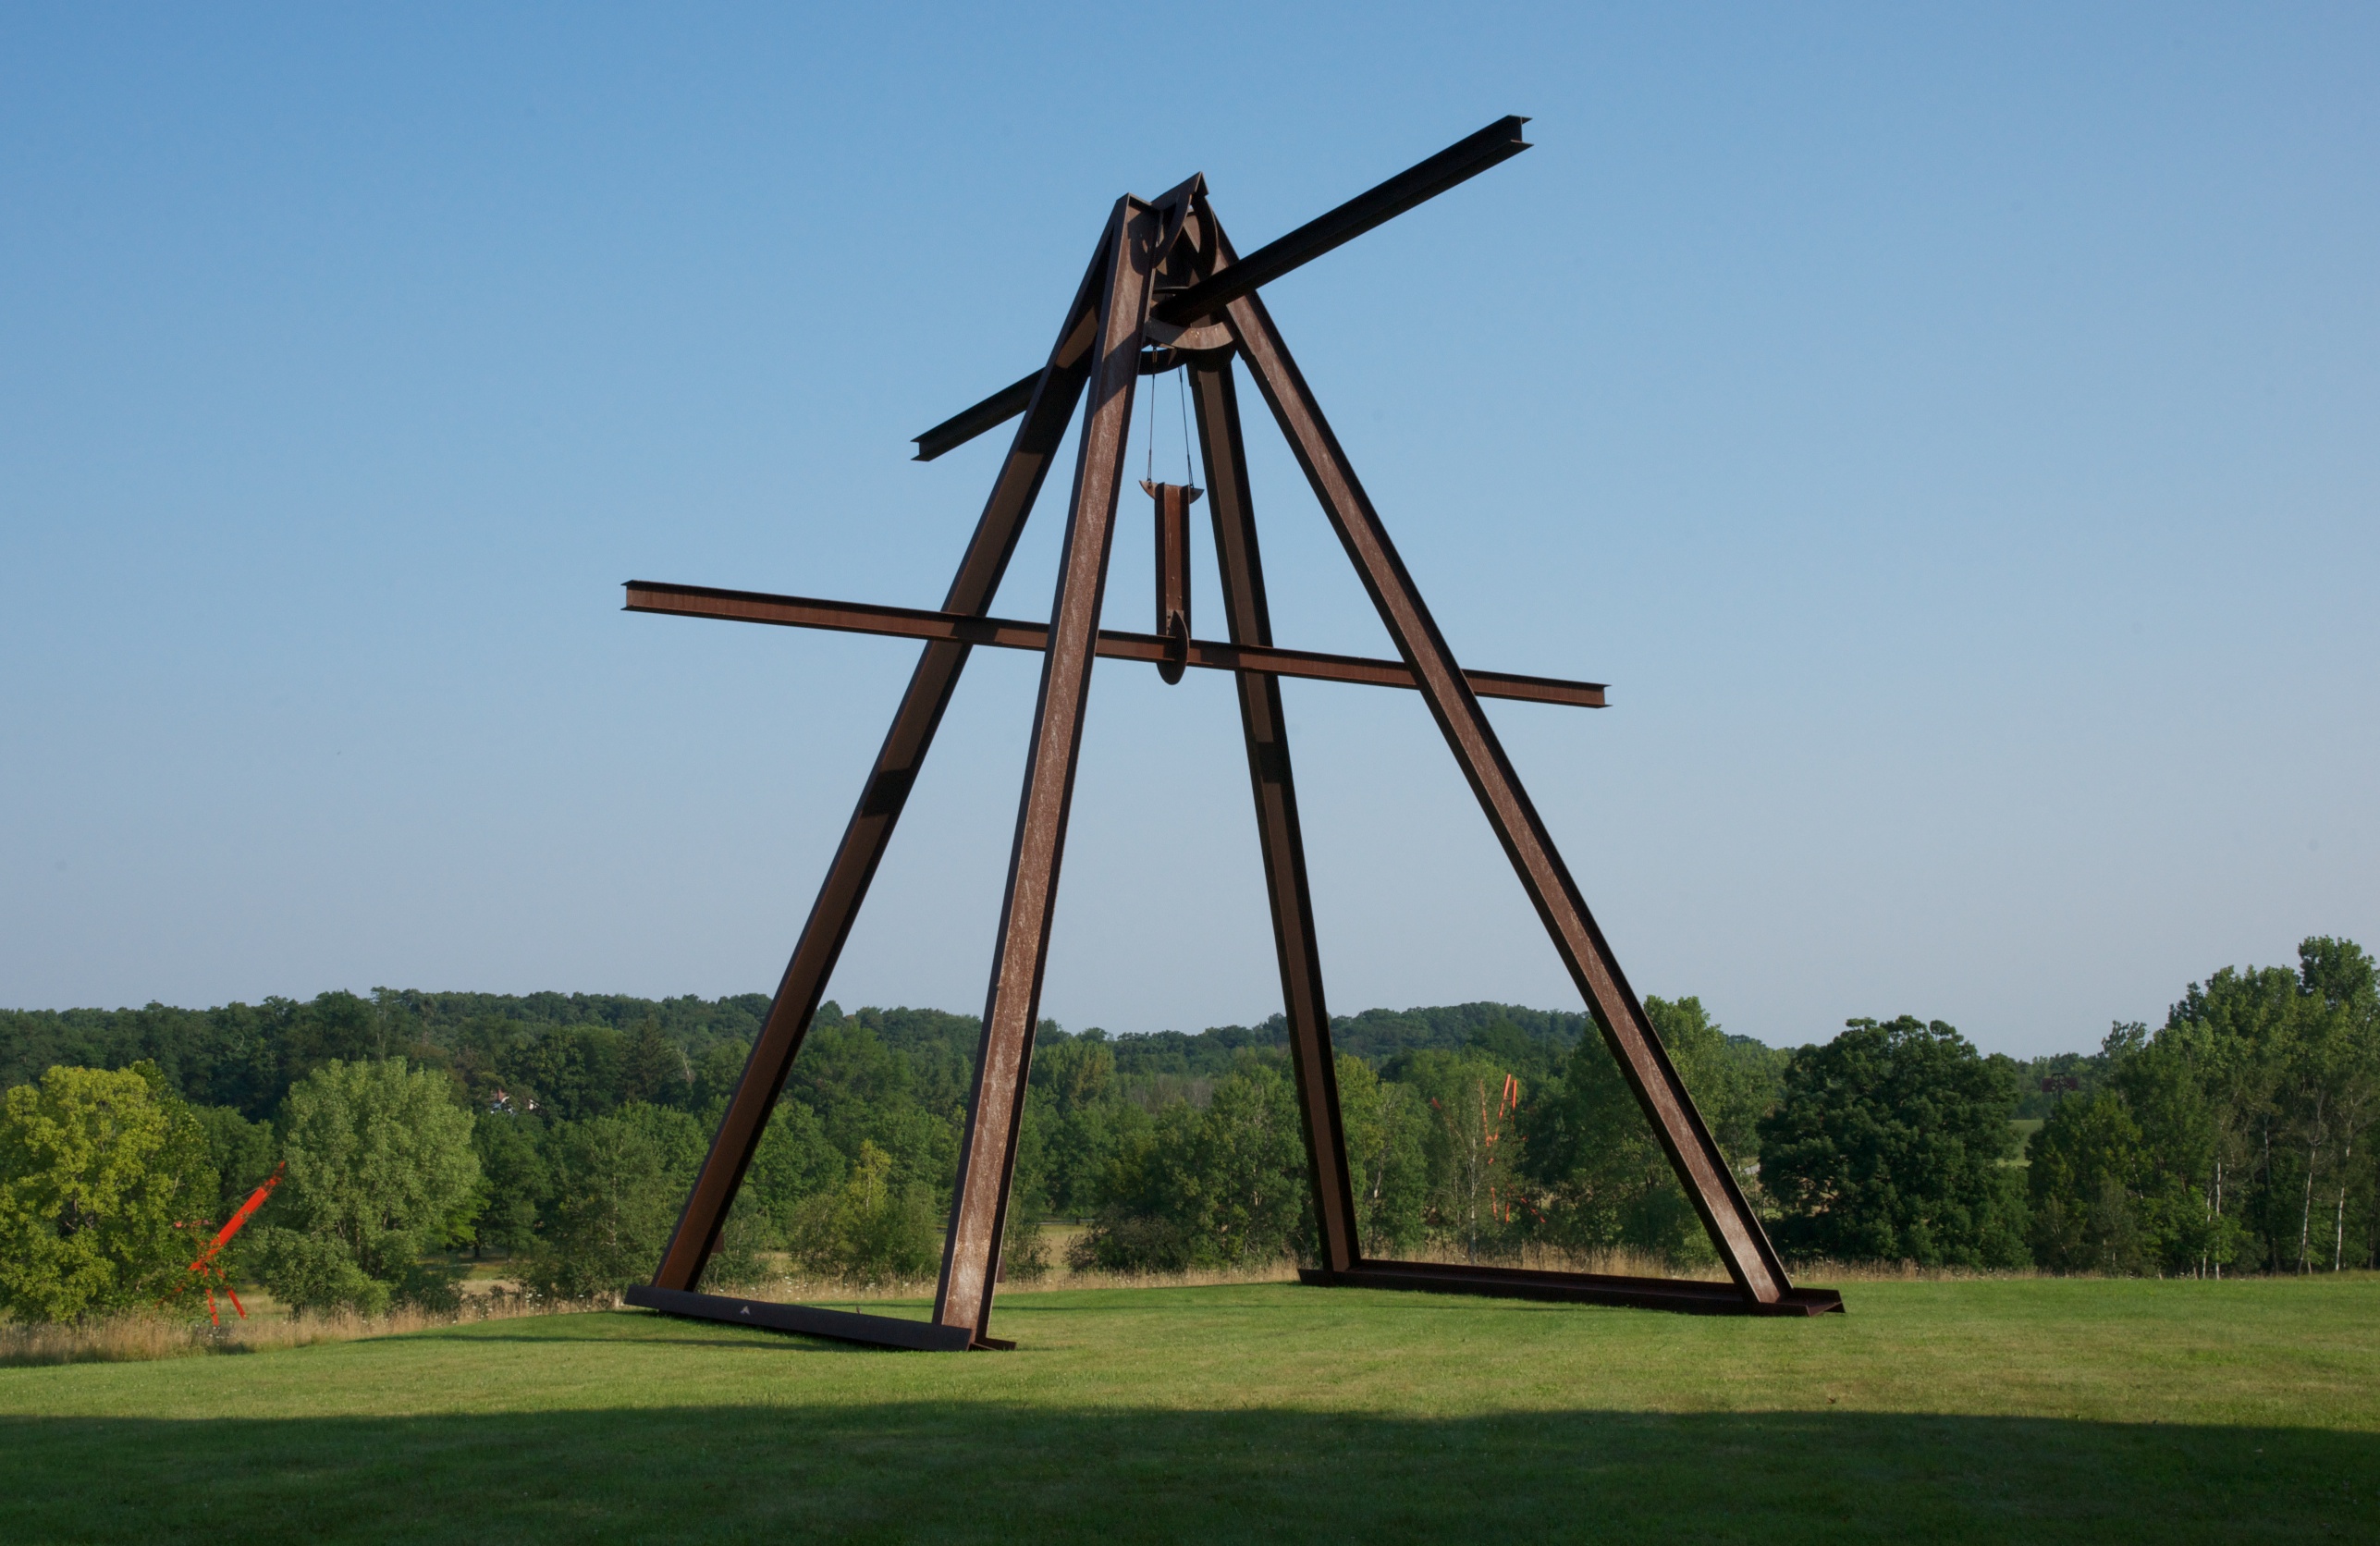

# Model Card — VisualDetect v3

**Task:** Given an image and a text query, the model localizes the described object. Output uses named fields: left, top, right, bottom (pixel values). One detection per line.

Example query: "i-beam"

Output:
left=624, top=119, right=1843, bottom=1352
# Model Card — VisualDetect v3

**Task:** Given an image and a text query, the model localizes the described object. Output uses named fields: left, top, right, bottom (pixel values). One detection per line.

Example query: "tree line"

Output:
left=1, top=936, right=2372, bottom=1323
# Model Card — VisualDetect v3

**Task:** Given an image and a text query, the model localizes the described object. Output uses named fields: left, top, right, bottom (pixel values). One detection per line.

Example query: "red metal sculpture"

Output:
left=173, top=1161, right=283, bottom=1325
left=626, top=119, right=1842, bottom=1350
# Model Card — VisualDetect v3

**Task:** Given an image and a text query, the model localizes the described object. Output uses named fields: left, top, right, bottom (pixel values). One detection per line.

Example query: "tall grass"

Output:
left=0, top=1289, right=567, bottom=1368
left=0, top=1249, right=2054, bottom=1369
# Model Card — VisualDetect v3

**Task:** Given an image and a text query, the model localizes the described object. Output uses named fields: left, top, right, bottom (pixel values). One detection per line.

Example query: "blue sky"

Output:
left=4, top=4, right=2373, bottom=1056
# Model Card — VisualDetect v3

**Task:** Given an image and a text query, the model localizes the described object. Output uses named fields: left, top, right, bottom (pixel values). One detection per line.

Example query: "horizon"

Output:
left=12, top=958, right=2332, bottom=1060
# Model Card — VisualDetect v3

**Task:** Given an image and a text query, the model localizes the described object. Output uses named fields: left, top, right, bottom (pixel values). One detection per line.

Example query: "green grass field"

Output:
left=4, top=1276, right=2375, bottom=1543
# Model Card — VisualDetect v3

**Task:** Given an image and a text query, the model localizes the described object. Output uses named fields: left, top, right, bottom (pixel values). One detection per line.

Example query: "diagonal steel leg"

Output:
left=933, top=194, right=1163, bottom=1342
left=649, top=214, right=1122, bottom=1293
left=1221, top=287, right=1794, bottom=1306
left=1188, top=356, right=1362, bottom=1275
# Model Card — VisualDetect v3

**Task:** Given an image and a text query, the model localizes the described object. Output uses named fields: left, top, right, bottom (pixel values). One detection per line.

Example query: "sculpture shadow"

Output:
left=4, top=1398, right=2369, bottom=1543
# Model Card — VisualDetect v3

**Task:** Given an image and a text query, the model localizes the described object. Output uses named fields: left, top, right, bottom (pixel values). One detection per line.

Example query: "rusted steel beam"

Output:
left=1144, top=480, right=1196, bottom=683
left=912, top=117, right=1530, bottom=460
left=645, top=213, right=1120, bottom=1294
left=933, top=193, right=1165, bottom=1345
left=913, top=371, right=1040, bottom=462
left=623, top=580, right=1607, bottom=709
left=1221, top=278, right=1797, bottom=1308
left=1297, top=1265, right=1843, bottom=1317
left=626, top=1285, right=988, bottom=1349
left=1191, top=355, right=1361, bottom=1275
left=1149, top=117, right=1530, bottom=332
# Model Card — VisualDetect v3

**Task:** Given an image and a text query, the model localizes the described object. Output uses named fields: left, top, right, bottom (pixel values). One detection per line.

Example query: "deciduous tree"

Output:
left=249, top=1058, right=481, bottom=1314
left=1759, top=1016, right=2029, bottom=1267
left=0, top=1062, right=214, bottom=1322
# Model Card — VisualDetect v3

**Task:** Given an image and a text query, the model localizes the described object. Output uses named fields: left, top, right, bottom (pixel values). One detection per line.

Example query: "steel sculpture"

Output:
left=171, top=1160, right=283, bottom=1325
left=625, top=117, right=1843, bottom=1350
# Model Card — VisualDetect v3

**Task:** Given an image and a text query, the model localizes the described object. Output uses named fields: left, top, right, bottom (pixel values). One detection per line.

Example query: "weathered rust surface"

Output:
left=1148, top=117, right=1530, bottom=331
left=622, top=580, right=1607, bottom=708
left=1299, top=1265, right=1842, bottom=1316
left=647, top=214, right=1120, bottom=1293
left=1187, top=355, right=1360, bottom=1274
left=933, top=192, right=1166, bottom=1344
left=1221, top=270, right=1793, bottom=1307
left=1143, top=480, right=1197, bottom=682
left=638, top=124, right=1836, bottom=1347
left=914, top=117, right=1532, bottom=461
left=627, top=1284, right=982, bottom=1348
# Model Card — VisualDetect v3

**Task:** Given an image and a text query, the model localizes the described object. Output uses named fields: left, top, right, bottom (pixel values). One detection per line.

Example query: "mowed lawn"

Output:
left=4, top=1276, right=2375, bottom=1544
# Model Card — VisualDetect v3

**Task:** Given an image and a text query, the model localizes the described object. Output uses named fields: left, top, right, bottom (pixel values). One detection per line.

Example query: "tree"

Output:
left=523, top=1103, right=704, bottom=1299
left=1070, top=1055, right=1309, bottom=1272
left=2291, top=938, right=2378, bottom=1271
left=789, top=1139, right=940, bottom=1287
left=189, top=1101, right=276, bottom=1222
left=732, top=1098, right=846, bottom=1247
left=1028, top=1033, right=1126, bottom=1221
left=692, top=1038, right=752, bottom=1111
left=1519, top=997, right=1773, bottom=1267
left=2028, top=1089, right=2153, bottom=1273
left=620, top=1017, right=689, bottom=1108
left=1181, top=1057, right=1310, bottom=1266
left=249, top=1059, right=481, bottom=1314
left=1758, top=1017, right=2029, bottom=1267
left=1333, top=1053, right=1428, bottom=1256
left=498, top=1024, right=626, bottom=1122
left=1069, top=1103, right=1202, bottom=1274
left=1398, top=1049, right=1525, bottom=1263
left=471, top=1110, right=548, bottom=1258
left=0, top=1063, right=215, bottom=1322
left=2144, top=946, right=2374, bottom=1273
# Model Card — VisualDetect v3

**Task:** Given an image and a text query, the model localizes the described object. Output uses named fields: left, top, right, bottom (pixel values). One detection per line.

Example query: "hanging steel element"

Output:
left=623, top=117, right=1843, bottom=1350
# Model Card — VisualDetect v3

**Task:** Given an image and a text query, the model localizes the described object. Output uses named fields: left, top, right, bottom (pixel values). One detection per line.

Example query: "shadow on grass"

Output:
left=2, top=1400, right=2369, bottom=1544
left=416, top=1331, right=883, bottom=1353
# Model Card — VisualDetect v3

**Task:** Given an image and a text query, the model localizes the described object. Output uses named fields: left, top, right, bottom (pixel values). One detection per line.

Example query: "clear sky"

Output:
left=4, top=5, right=2373, bottom=1057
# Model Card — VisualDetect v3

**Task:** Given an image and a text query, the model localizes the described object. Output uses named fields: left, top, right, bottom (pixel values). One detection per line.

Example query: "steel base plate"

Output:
left=1301, top=1261, right=1845, bottom=1316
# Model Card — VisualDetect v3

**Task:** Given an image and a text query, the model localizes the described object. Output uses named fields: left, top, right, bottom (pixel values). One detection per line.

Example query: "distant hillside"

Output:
left=1, top=989, right=1636, bottom=1114
left=1074, top=1001, right=1597, bottom=1081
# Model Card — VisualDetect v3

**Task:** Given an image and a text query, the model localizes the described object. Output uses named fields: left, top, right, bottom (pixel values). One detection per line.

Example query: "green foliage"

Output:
left=1180, top=1058, right=1310, bottom=1265
left=1332, top=1053, right=1429, bottom=1256
left=2025, top=938, right=2380, bottom=1276
left=1071, top=1055, right=1310, bottom=1271
left=1760, top=1016, right=2030, bottom=1268
left=1028, top=1035, right=1152, bottom=1221
left=471, top=1111, right=549, bottom=1258
left=12, top=947, right=2369, bottom=1286
left=188, top=1101, right=276, bottom=1222
left=730, top=1098, right=845, bottom=1247
left=620, top=1018, right=690, bottom=1107
left=247, top=1228, right=389, bottom=1315
left=1524, top=1037, right=1694, bottom=1264
left=690, top=1039, right=752, bottom=1111
left=0, top=1063, right=214, bottom=1323
left=1394, top=1049, right=1526, bottom=1262
left=523, top=1104, right=704, bottom=1300
left=1515, top=998, right=1776, bottom=1267
left=251, top=1059, right=482, bottom=1314
left=789, top=1140, right=940, bottom=1287
left=2029, top=1089, right=2154, bottom=1272
left=0, top=989, right=771, bottom=1124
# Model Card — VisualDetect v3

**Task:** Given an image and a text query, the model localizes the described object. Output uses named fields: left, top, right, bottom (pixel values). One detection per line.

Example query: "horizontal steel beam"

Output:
left=625, top=579, right=1605, bottom=709
left=1300, top=1264, right=1845, bottom=1317
left=911, top=116, right=1530, bottom=462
